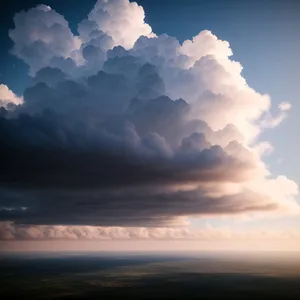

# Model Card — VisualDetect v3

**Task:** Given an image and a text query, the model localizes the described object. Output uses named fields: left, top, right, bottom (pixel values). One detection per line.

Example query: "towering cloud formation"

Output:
left=9, top=5, right=82, bottom=75
left=0, top=0, right=298, bottom=236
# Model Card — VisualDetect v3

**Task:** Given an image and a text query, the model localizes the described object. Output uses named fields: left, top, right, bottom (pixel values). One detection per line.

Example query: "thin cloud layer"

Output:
left=1, top=222, right=300, bottom=241
left=0, top=0, right=298, bottom=232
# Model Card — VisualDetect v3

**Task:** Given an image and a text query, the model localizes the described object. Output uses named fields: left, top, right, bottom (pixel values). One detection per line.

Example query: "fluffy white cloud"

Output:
left=180, top=30, right=233, bottom=66
left=85, top=0, right=153, bottom=49
left=9, top=5, right=82, bottom=74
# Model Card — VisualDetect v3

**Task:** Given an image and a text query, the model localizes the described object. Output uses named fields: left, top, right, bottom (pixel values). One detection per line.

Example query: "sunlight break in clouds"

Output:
left=0, top=84, right=23, bottom=108
left=0, top=0, right=299, bottom=241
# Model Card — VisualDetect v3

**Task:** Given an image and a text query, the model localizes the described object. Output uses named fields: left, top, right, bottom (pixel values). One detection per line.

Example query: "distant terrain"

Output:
left=1, top=252, right=300, bottom=299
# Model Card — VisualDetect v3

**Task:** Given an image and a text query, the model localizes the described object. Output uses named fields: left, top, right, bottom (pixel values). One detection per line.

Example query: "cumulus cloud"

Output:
left=9, top=5, right=82, bottom=75
left=1, top=0, right=298, bottom=232
left=83, top=0, right=153, bottom=49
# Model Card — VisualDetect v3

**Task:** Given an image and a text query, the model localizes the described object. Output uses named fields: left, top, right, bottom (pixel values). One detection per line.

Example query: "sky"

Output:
left=0, top=0, right=300, bottom=252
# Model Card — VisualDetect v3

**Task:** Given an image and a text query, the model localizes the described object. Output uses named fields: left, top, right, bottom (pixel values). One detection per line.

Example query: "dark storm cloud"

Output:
left=0, top=69, right=254, bottom=190
left=0, top=61, right=257, bottom=226
left=0, top=187, right=277, bottom=227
